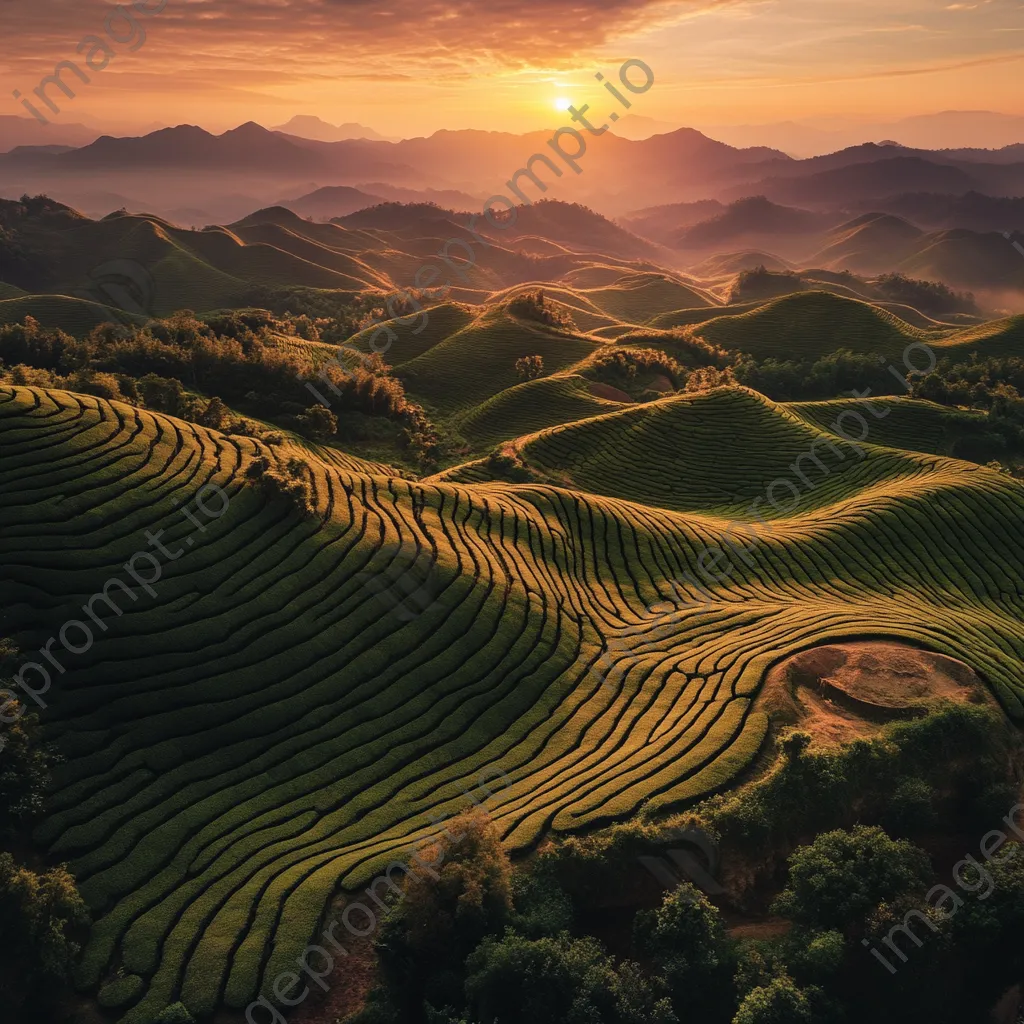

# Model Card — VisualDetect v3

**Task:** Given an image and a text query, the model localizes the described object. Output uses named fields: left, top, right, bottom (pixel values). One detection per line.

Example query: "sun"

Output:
left=553, top=97, right=572, bottom=112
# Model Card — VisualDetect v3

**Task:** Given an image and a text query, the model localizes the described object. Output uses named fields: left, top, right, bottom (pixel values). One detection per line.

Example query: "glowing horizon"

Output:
left=2, top=0, right=1022, bottom=139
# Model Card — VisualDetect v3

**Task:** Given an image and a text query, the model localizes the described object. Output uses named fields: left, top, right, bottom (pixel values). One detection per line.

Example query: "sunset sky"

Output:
left=4, top=0, right=1024, bottom=137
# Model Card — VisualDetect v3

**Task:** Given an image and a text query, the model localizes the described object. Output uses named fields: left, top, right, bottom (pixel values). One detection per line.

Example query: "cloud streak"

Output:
left=4, top=0, right=709, bottom=75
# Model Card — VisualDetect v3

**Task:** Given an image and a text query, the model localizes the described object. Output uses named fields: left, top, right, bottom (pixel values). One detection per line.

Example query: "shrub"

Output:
left=197, top=396, right=228, bottom=429
left=155, top=1002, right=195, bottom=1024
left=296, top=403, right=338, bottom=440
left=245, top=456, right=317, bottom=519
left=684, top=365, right=736, bottom=392
left=0, top=641, right=60, bottom=833
left=515, top=354, right=544, bottom=381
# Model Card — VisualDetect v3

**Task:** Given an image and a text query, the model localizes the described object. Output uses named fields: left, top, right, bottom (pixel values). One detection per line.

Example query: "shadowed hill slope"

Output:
left=691, top=291, right=930, bottom=359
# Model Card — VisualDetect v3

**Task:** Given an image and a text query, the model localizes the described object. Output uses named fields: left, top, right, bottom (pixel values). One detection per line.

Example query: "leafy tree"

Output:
left=634, top=883, right=735, bottom=1021
left=376, top=810, right=513, bottom=1019
left=515, top=355, right=544, bottom=381
left=508, top=290, right=575, bottom=330
left=138, top=373, right=192, bottom=417
left=873, top=273, right=977, bottom=316
left=508, top=870, right=574, bottom=938
left=684, top=365, right=735, bottom=393
left=296, top=403, right=338, bottom=440
left=941, top=843, right=1024, bottom=1019
left=197, top=396, right=228, bottom=429
left=0, top=853, right=89, bottom=1012
left=732, top=975, right=814, bottom=1024
left=0, top=641, right=59, bottom=834
left=464, top=932, right=675, bottom=1024
left=587, top=347, right=689, bottom=392
left=728, top=266, right=804, bottom=304
left=773, top=826, right=932, bottom=934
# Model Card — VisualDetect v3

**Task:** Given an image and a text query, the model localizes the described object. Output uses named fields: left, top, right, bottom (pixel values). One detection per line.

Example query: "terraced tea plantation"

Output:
left=3, top=379, right=1024, bottom=1024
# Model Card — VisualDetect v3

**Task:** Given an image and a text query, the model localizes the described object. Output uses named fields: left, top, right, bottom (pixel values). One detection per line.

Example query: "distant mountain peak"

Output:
left=270, top=115, right=388, bottom=142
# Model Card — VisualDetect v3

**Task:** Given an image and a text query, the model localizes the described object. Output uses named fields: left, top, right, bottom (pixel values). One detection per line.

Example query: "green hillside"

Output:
left=0, top=294, right=149, bottom=334
left=691, top=291, right=933, bottom=360
left=4, top=381, right=1024, bottom=1024
left=452, top=373, right=627, bottom=450
left=395, top=306, right=602, bottom=416
left=788, top=396, right=997, bottom=458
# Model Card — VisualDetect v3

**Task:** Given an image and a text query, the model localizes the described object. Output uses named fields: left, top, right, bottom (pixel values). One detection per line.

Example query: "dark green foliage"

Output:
left=912, top=367, right=1024, bottom=465
left=376, top=811, right=513, bottom=1020
left=772, top=826, right=932, bottom=933
left=612, top=329, right=730, bottom=369
left=873, top=273, right=977, bottom=316
left=729, top=266, right=805, bottom=304
left=0, top=853, right=90, bottom=1013
left=138, top=373, right=194, bottom=417
left=296, top=403, right=338, bottom=440
left=743, top=830, right=1024, bottom=1024
left=244, top=456, right=317, bottom=519
left=464, top=932, right=675, bottom=1024
left=508, top=871, right=574, bottom=939
left=700, top=706, right=1024, bottom=878
left=732, top=975, right=815, bottom=1024
left=515, top=354, right=544, bottom=381
left=0, top=311, right=445, bottom=467
left=154, top=1002, right=195, bottom=1024
left=0, top=704, right=56, bottom=833
left=634, top=884, right=735, bottom=1022
left=587, top=347, right=687, bottom=390
left=484, top=449, right=533, bottom=483
left=945, top=844, right=1024, bottom=1010
left=881, top=777, right=939, bottom=835
left=0, top=641, right=59, bottom=834
left=233, top=286, right=387, bottom=343
left=507, top=290, right=576, bottom=330
left=196, top=395, right=228, bottom=429
left=733, top=348, right=903, bottom=401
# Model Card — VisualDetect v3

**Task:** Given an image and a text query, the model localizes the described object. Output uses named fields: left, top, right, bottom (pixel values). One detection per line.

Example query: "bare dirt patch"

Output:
left=587, top=380, right=634, bottom=403
left=757, top=641, right=993, bottom=746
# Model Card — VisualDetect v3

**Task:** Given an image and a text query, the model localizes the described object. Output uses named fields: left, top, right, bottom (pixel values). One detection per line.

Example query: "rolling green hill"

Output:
left=0, top=294, right=149, bottom=334
left=452, top=373, right=627, bottom=450
left=394, top=305, right=602, bottom=415
left=4, top=381, right=1024, bottom=1024
left=690, top=291, right=932, bottom=360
